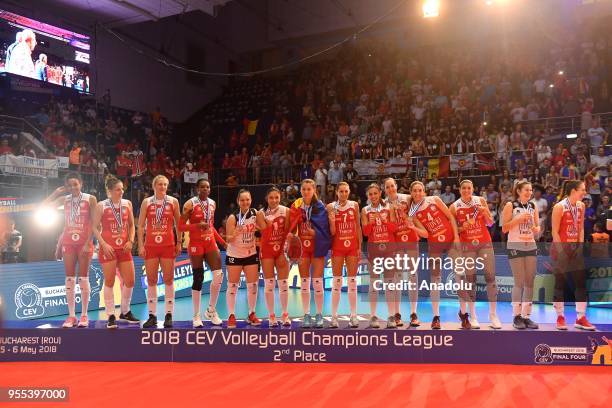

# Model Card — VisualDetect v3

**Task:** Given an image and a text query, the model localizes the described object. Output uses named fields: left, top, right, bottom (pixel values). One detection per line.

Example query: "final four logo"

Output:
left=14, top=283, right=44, bottom=319
left=534, top=337, right=611, bottom=365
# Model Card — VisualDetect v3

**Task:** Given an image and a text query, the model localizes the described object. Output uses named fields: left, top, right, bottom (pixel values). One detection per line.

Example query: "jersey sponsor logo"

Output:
left=303, top=239, right=311, bottom=248
left=154, top=235, right=163, bottom=244
left=344, top=240, right=351, bottom=247
left=115, top=238, right=123, bottom=246
left=401, top=234, right=408, bottom=242
left=273, top=244, right=280, bottom=252
left=437, top=234, right=446, bottom=242
left=71, top=233, right=80, bottom=242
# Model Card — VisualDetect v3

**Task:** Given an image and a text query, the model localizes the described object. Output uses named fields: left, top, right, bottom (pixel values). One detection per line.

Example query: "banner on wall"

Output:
left=0, top=154, right=59, bottom=178
left=353, top=158, right=408, bottom=176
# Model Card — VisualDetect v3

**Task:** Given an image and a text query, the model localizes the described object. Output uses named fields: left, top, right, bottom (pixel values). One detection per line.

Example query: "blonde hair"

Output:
left=152, top=175, right=169, bottom=188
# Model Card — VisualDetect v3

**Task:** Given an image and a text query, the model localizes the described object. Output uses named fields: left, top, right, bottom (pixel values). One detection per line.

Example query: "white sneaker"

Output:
left=489, top=314, right=502, bottom=329
left=329, top=315, right=339, bottom=328
left=205, top=307, right=222, bottom=326
left=62, top=316, right=77, bottom=328
left=193, top=314, right=203, bottom=328
left=469, top=315, right=481, bottom=329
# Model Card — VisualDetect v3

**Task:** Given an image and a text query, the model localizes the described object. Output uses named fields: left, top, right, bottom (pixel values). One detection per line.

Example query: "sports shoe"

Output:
left=163, top=313, right=173, bottom=328
left=227, top=313, right=237, bottom=328
left=523, top=317, right=539, bottom=329
left=143, top=314, right=157, bottom=328
left=329, top=316, right=339, bottom=328
left=205, top=307, right=222, bottom=326
left=281, top=312, right=291, bottom=327
left=556, top=315, right=568, bottom=331
left=369, top=315, right=380, bottom=329
left=268, top=314, right=278, bottom=327
left=469, top=315, right=480, bottom=329
left=301, top=314, right=313, bottom=328
left=489, top=313, right=502, bottom=329
left=107, top=315, right=117, bottom=329
left=193, top=314, right=204, bottom=328
left=77, top=315, right=89, bottom=328
left=247, top=312, right=261, bottom=326
left=349, top=315, right=359, bottom=328
left=431, top=316, right=441, bottom=330
left=459, top=312, right=472, bottom=330
left=513, top=315, right=526, bottom=330
left=118, top=311, right=140, bottom=324
left=387, top=316, right=397, bottom=329
left=314, top=313, right=324, bottom=328
left=62, top=316, right=77, bottom=328
left=575, top=316, right=596, bottom=331
left=395, top=313, right=404, bottom=327
left=409, top=312, right=420, bottom=327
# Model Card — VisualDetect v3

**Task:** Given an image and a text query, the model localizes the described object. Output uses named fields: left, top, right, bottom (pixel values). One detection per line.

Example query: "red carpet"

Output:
left=2, top=363, right=610, bottom=407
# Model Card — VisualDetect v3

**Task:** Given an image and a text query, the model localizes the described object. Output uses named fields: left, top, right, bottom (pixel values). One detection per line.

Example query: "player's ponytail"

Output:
left=104, top=174, right=121, bottom=193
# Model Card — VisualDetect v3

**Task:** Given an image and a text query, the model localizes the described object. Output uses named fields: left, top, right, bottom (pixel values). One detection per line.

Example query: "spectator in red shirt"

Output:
left=0, top=140, right=13, bottom=155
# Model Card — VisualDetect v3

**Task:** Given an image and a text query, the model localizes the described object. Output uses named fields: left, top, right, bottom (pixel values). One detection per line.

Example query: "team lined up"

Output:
left=43, top=172, right=596, bottom=331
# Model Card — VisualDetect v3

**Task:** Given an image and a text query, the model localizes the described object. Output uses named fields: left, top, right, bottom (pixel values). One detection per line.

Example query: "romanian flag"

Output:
left=427, top=157, right=450, bottom=178
left=290, top=198, right=331, bottom=258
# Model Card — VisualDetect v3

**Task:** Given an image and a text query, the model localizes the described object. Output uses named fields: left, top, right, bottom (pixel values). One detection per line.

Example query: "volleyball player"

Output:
left=384, top=178, right=428, bottom=327
left=137, top=175, right=182, bottom=329
left=179, top=178, right=226, bottom=328
left=43, top=173, right=96, bottom=328
left=502, top=181, right=540, bottom=330
left=362, top=183, right=398, bottom=328
left=408, top=181, right=460, bottom=329
left=93, top=175, right=138, bottom=329
left=290, top=179, right=331, bottom=328
left=225, top=189, right=263, bottom=328
left=450, top=180, right=500, bottom=329
left=551, top=180, right=596, bottom=331
left=327, top=182, right=362, bottom=328
left=259, top=187, right=291, bottom=326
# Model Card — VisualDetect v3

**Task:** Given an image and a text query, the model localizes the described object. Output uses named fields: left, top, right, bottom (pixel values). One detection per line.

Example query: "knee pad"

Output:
left=228, top=282, right=238, bottom=295
left=211, top=269, right=223, bottom=285
left=348, top=278, right=357, bottom=292
left=278, top=279, right=288, bottom=292
left=332, top=277, right=342, bottom=292
left=312, top=278, right=323, bottom=293
left=192, top=267, right=204, bottom=291
left=265, top=279, right=275, bottom=293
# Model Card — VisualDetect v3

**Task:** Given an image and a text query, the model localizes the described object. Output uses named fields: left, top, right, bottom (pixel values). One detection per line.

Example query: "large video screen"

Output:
left=0, top=10, right=91, bottom=92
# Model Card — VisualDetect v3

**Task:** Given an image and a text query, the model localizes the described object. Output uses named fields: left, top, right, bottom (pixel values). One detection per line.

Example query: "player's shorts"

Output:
left=188, top=240, right=218, bottom=256
left=461, top=239, right=493, bottom=253
left=260, top=242, right=285, bottom=259
left=98, top=248, right=133, bottom=264
left=226, top=253, right=259, bottom=266
left=62, top=243, right=93, bottom=256
left=331, top=246, right=360, bottom=258
left=145, top=245, right=176, bottom=260
left=507, top=248, right=538, bottom=259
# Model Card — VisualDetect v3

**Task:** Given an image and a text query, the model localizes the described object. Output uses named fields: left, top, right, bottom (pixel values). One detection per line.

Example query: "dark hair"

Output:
left=563, top=179, right=584, bottom=198
left=263, top=186, right=282, bottom=210
left=196, top=178, right=209, bottom=187
left=459, top=179, right=473, bottom=187
left=383, top=177, right=397, bottom=187
left=236, top=188, right=251, bottom=201
left=65, top=172, right=82, bottom=184
left=104, top=174, right=121, bottom=192
left=513, top=181, right=532, bottom=200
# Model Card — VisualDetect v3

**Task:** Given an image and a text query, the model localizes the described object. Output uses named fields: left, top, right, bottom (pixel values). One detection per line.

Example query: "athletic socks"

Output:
left=576, top=302, right=587, bottom=319
left=77, top=277, right=90, bottom=317
left=192, top=289, right=201, bottom=316
left=301, top=277, right=311, bottom=314
left=278, top=279, right=289, bottom=314
left=512, top=302, right=521, bottom=316
left=226, top=282, right=238, bottom=315
left=147, top=285, right=158, bottom=315
left=331, top=277, right=342, bottom=317
left=313, top=278, right=324, bottom=314
left=247, top=282, right=258, bottom=313
left=208, top=269, right=223, bottom=309
left=104, top=285, right=115, bottom=318
left=553, top=302, right=564, bottom=316
left=264, top=279, right=275, bottom=316
left=165, top=284, right=175, bottom=315
left=65, top=277, right=76, bottom=317
left=348, top=277, right=357, bottom=316
left=521, top=286, right=533, bottom=317
left=120, top=285, right=133, bottom=315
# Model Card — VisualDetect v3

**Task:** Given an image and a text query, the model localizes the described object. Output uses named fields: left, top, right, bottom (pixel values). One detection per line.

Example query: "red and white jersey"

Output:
left=144, top=195, right=175, bottom=247
left=100, top=199, right=130, bottom=249
left=413, top=196, right=454, bottom=243
left=453, top=196, right=491, bottom=245
left=557, top=198, right=584, bottom=242
left=131, top=151, right=146, bottom=177
left=188, top=196, right=216, bottom=243
left=332, top=200, right=359, bottom=251
left=365, top=202, right=393, bottom=243
left=261, top=205, right=288, bottom=253
left=226, top=208, right=257, bottom=258
left=62, top=193, right=93, bottom=246
left=387, top=193, right=418, bottom=243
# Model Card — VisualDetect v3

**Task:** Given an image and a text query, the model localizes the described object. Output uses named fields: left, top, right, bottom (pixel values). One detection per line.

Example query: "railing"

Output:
left=518, top=111, right=612, bottom=136
left=0, top=114, right=47, bottom=154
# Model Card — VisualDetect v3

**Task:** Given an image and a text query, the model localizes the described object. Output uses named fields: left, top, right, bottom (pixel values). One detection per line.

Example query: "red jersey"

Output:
left=453, top=196, right=491, bottom=245
left=413, top=196, right=454, bottom=243
left=331, top=201, right=359, bottom=251
left=187, top=196, right=216, bottom=244
left=62, top=193, right=93, bottom=246
left=557, top=198, right=584, bottom=242
left=387, top=193, right=419, bottom=243
left=100, top=199, right=130, bottom=249
left=144, top=195, right=175, bottom=247
left=131, top=151, right=147, bottom=177
left=261, top=205, right=289, bottom=254
left=365, top=203, right=394, bottom=243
